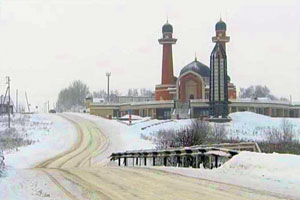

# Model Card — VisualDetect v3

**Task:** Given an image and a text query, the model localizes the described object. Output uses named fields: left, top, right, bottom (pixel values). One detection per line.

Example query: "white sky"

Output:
left=0, top=0, right=299, bottom=111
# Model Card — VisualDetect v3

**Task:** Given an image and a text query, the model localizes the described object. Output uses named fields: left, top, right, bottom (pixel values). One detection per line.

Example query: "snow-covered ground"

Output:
left=0, top=113, right=78, bottom=200
left=77, top=112, right=300, bottom=199
left=0, top=113, right=77, bottom=168
left=70, top=113, right=155, bottom=152
left=126, top=112, right=300, bottom=142
left=76, top=112, right=300, bottom=154
left=1, top=112, right=300, bottom=199
left=226, top=112, right=300, bottom=141
left=157, top=151, right=300, bottom=199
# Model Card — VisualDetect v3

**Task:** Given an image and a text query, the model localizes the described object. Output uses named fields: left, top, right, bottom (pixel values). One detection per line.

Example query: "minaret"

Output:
left=158, top=21, right=177, bottom=85
left=209, top=19, right=230, bottom=119
left=212, top=18, right=230, bottom=51
left=155, top=21, right=177, bottom=101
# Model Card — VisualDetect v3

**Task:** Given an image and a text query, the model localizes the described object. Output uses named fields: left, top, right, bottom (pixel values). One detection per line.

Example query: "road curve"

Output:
left=34, top=114, right=293, bottom=200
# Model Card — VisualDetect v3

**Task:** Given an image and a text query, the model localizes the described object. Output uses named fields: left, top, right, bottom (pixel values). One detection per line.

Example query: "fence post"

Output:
left=215, top=155, right=219, bottom=168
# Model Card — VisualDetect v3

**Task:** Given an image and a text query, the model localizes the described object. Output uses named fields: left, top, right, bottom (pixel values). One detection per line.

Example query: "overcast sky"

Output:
left=0, top=0, right=299, bottom=111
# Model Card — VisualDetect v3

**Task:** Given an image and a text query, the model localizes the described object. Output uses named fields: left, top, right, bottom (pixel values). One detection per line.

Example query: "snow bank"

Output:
left=219, top=151, right=300, bottom=184
left=120, top=114, right=143, bottom=120
left=157, top=151, right=300, bottom=199
left=3, top=114, right=77, bottom=169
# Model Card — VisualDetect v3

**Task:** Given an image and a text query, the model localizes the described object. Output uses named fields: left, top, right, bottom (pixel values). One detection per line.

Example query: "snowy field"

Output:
left=226, top=112, right=300, bottom=141
left=0, top=113, right=77, bottom=168
left=123, top=112, right=300, bottom=143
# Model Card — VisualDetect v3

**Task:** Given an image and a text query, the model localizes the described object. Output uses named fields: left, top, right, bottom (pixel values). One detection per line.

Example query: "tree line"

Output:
left=56, top=80, right=90, bottom=112
left=56, top=80, right=154, bottom=111
left=239, top=85, right=289, bottom=101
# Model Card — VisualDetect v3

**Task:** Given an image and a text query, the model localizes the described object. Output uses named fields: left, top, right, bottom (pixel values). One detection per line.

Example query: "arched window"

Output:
left=189, top=94, right=194, bottom=100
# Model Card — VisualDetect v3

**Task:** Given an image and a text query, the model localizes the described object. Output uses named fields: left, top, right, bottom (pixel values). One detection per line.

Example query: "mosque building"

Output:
left=86, top=19, right=300, bottom=120
left=155, top=19, right=236, bottom=102
left=155, top=19, right=236, bottom=119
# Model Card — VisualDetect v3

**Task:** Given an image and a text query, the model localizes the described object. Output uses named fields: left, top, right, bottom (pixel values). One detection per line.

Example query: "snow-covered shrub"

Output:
left=0, top=128, right=35, bottom=151
left=256, top=119, right=300, bottom=154
left=209, top=123, right=228, bottom=143
left=265, top=119, right=295, bottom=143
left=151, top=119, right=210, bottom=149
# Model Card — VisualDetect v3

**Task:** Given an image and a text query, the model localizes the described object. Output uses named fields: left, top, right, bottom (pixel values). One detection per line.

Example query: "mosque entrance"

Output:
left=184, top=79, right=197, bottom=102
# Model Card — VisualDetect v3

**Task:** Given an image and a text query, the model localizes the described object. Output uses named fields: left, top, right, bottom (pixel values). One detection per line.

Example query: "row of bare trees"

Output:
left=239, top=85, right=289, bottom=101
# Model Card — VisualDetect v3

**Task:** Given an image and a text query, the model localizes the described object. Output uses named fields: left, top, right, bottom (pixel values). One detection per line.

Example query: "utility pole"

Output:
left=106, top=72, right=111, bottom=103
left=25, top=92, right=30, bottom=113
left=6, top=76, right=10, bottom=128
left=16, top=89, right=18, bottom=113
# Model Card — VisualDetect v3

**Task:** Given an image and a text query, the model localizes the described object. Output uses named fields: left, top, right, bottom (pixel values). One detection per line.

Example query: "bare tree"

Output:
left=210, top=124, right=228, bottom=143
left=56, top=80, right=90, bottom=111
left=152, top=120, right=210, bottom=149
left=265, top=119, right=295, bottom=143
left=239, top=85, right=277, bottom=100
left=140, top=88, right=154, bottom=97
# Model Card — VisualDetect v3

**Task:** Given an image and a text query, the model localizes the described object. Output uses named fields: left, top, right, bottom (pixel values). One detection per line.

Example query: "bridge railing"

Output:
left=110, top=142, right=260, bottom=169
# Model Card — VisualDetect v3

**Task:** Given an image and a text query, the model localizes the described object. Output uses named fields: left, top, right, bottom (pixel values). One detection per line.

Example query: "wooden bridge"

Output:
left=110, top=142, right=260, bottom=169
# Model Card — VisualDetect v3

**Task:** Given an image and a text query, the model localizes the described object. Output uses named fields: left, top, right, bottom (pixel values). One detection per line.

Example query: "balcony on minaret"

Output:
left=212, top=35, right=230, bottom=43
left=158, top=37, right=177, bottom=44
left=159, top=30, right=177, bottom=44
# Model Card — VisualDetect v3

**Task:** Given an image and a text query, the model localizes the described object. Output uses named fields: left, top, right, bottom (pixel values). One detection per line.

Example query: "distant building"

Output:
left=93, top=98, right=105, bottom=103
left=117, top=96, right=154, bottom=104
left=86, top=19, right=299, bottom=120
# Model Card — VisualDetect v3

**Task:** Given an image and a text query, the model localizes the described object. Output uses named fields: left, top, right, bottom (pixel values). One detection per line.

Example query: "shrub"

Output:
left=152, top=119, right=228, bottom=149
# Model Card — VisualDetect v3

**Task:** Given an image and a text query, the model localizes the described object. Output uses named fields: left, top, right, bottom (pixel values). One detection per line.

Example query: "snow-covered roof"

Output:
left=234, top=98, right=291, bottom=105
left=93, top=98, right=105, bottom=103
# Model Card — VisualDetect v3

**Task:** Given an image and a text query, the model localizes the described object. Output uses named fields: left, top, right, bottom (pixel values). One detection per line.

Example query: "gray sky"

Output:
left=0, top=0, right=299, bottom=111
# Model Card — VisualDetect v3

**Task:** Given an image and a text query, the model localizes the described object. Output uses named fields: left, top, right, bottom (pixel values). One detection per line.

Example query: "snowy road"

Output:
left=18, top=113, right=292, bottom=200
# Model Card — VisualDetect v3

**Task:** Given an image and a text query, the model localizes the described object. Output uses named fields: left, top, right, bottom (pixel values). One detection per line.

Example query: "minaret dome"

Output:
left=215, top=19, right=226, bottom=31
left=162, top=21, right=173, bottom=33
